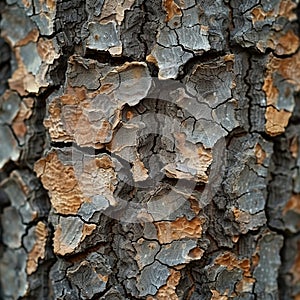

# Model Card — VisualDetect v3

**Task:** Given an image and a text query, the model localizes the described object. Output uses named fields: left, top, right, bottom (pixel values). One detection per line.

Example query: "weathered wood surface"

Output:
left=0, top=0, right=300, bottom=299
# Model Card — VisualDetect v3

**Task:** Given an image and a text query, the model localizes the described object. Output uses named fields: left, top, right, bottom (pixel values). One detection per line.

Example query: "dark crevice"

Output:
left=178, top=50, right=227, bottom=79
left=50, top=141, right=111, bottom=156
left=63, top=242, right=110, bottom=262
left=48, top=54, right=69, bottom=86
left=84, top=49, right=134, bottom=65
left=244, top=52, right=254, bottom=133
left=266, top=91, right=300, bottom=298
left=0, top=0, right=11, bottom=97
left=0, top=38, right=11, bottom=96
left=0, top=160, right=18, bottom=177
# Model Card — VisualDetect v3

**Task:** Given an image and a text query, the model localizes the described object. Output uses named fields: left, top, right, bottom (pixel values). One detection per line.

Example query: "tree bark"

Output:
left=0, top=0, right=300, bottom=299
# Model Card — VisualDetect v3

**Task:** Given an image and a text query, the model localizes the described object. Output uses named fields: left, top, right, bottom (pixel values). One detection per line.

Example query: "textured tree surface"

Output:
left=1, top=0, right=300, bottom=299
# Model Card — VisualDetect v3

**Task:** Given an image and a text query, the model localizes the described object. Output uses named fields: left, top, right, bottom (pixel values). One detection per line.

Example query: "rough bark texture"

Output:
left=0, top=0, right=300, bottom=299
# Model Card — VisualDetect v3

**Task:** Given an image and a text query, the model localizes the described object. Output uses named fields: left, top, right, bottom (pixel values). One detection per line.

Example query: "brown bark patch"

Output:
left=26, top=222, right=48, bottom=275
left=264, top=52, right=300, bottom=106
left=131, top=158, right=149, bottom=182
left=233, top=208, right=250, bottom=224
left=34, top=151, right=88, bottom=215
left=163, top=0, right=182, bottom=22
left=279, top=0, right=298, bottom=21
left=251, top=0, right=297, bottom=24
left=290, top=241, right=300, bottom=285
left=255, top=143, right=266, bottom=165
left=235, top=276, right=256, bottom=293
left=276, top=54, right=300, bottom=85
left=37, top=38, right=59, bottom=63
left=274, top=30, right=300, bottom=55
left=53, top=224, right=74, bottom=255
left=215, top=252, right=251, bottom=277
left=283, top=194, right=300, bottom=215
left=263, top=50, right=300, bottom=136
left=146, top=54, right=158, bottom=66
left=100, top=0, right=135, bottom=25
left=189, top=197, right=201, bottom=215
left=12, top=98, right=33, bottom=140
left=211, top=290, right=229, bottom=300
left=152, top=269, right=181, bottom=300
left=251, top=7, right=274, bottom=23
left=215, top=252, right=256, bottom=293
left=45, top=88, right=113, bottom=146
left=46, top=0, right=56, bottom=11
left=251, top=253, right=260, bottom=269
left=8, top=48, right=39, bottom=95
left=22, top=0, right=31, bottom=9
left=95, top=155, right=115, bottom=169
left=262, top=76, right=279, bottom=108
left=15, top=28, right=39, bottom=47
left=165, top=133, right=213, bottom=183
left=265, top=106, right=292, bottom=136
left=188, top=247, right=204, bottom=259
left=155, top=216, right=204, bottom=244
left=80, top=224, right=97, bottom=242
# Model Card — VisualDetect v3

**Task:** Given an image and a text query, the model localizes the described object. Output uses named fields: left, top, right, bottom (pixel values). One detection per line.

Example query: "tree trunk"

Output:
left=0, top=0, right=300, bottom=299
